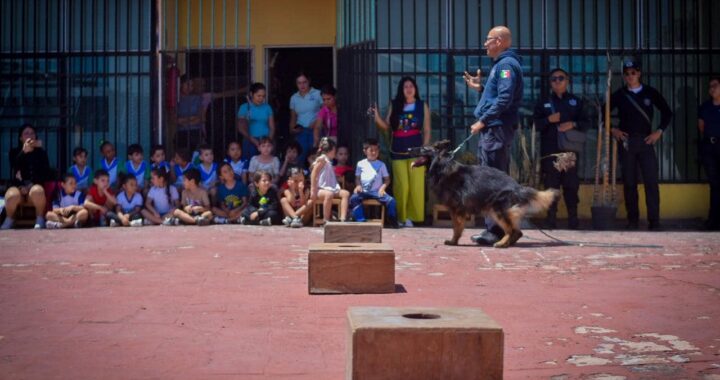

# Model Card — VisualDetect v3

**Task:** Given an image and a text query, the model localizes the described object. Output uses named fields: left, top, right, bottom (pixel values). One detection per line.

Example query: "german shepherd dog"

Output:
left=411, top=140, right=558, bottom=248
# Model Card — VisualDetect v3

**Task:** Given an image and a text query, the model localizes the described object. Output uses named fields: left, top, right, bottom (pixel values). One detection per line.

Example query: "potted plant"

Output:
left=591, top=53, right=619, bottom=230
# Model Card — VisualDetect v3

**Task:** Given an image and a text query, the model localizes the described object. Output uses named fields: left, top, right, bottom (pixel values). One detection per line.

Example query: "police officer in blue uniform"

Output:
left=698, top=76, right=720, bottom=230
left=464, top=25, right=524, bottom=245
left=533, top=68, right=591, bottom=229
left=609, top=59, right=673, bottom=230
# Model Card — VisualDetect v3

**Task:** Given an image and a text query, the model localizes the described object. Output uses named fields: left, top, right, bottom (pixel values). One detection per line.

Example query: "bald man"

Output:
left=464, top=26, right=524, bottom=246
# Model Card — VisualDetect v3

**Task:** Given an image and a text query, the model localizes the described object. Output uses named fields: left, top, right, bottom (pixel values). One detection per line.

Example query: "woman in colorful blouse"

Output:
left=313, top=85, right=339, bottom=147
left=371, top=76, right=431, bottom=227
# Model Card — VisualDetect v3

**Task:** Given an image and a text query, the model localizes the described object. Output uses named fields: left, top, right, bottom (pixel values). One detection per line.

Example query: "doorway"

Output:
left=266, top=47, right=334, bottom=150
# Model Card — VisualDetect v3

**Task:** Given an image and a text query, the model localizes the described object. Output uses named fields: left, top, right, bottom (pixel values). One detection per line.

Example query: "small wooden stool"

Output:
left=361, top=199, right=385, bottom=223
left=313, top=198, right=341, bottom=226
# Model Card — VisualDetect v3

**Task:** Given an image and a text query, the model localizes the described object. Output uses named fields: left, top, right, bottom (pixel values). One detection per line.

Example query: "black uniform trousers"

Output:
left=477, top=144, right=511, bottom=236
left=620, top=135, right=660, bottom=224
left=541, top=155, right=579, bottom=216
left=701, top=138, right=720, bottom=227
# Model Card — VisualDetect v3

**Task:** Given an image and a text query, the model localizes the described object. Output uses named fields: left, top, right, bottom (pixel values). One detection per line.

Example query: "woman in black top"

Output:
left=1, top=124, right=50, bottom=229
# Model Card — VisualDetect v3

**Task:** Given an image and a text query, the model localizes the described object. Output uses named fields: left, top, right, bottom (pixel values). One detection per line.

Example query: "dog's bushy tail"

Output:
left=517, top=187, right=560, bottom=214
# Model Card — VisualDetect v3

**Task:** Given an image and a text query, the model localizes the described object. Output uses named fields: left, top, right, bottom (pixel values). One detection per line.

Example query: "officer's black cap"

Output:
left=623, top=59, right=641, bottom=71
left=548, top=67, right=570, bottom=77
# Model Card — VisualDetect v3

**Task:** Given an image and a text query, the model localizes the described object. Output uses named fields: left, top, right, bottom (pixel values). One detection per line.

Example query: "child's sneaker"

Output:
left=109, top=219, right=119, bottom=227
left=46, top=221, right=61, bottom=229
left=290, top=217, right=303, bottom=228
left=98, top=215, right=107, bottom=227
left=213, top=216, right=228, bottom=224
left=404, top=219, right=414, bottom=228
left=195, top=216, right=210, bottom=226
left=162, top=217, right=174, bottom=226
left=173, top=217, right=181, bottom=226
left=282, top=216, right=293, bottom=226
left=130, top=219, right=143, bottom=227
left=74, top=220, right=83, bottom=228
left=259, top=217, right=272, bottom=226
left=239, top=216, right=248, bottom=225
left=34, top=218, right=45, bottom=229
left=142, top=218, right=153, bottom=226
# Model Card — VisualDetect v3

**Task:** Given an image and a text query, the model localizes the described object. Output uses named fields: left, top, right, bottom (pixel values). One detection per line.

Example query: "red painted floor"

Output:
left=0, top=225, right=719, bottom=379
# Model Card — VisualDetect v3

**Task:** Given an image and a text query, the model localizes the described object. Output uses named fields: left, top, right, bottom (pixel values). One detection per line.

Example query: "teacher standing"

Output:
left=371, top=76, right=431, bottom=227
left=289, top=72, right=323, bottom=163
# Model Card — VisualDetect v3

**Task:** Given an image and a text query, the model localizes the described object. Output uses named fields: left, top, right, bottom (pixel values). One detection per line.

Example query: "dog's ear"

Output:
left=433, top=140, right=453, bottom=152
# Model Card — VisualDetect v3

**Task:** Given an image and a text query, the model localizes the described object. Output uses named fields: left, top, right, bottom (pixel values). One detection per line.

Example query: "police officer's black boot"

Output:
left=567, top=208, right=579, bottom=230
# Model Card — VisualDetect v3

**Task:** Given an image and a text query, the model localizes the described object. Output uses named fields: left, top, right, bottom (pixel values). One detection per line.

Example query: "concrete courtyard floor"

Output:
left=0, top=225, right=719, bottom=379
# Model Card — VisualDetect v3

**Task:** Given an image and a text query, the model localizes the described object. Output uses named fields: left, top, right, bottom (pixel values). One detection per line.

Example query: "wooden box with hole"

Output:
left=308, top=243, right=395, bottom=294
left=324, top=221, right=383, bottom=243
left=346, top=306, right=504, bottom=380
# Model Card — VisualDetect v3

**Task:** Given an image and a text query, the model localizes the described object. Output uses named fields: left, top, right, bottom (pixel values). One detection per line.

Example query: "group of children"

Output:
left=45, top=136, right=399, bottom=229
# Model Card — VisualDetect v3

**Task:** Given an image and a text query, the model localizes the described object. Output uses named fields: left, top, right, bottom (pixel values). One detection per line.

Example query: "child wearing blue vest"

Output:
left=111, top=174, right=144, bottom=227
left=195, top=144, right=218, bottom=193
left=150, top=144, right=171, bottom=172
left=45, top=174, right=89, bottom=229
left=171, top=148, right=194, bottom=191
left=99, top=141, right=123, bottom=189
left=69, top=146, right=92, bottom=192
left=125, top=144, right=150, bottom=192
left=224, top=141, right=248, bottom=184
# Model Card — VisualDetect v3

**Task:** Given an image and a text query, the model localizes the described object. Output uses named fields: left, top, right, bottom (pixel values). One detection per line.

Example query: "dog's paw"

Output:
left=493, top=241, right=510, bottom=249
left=444, top=239, right=458, bottom=246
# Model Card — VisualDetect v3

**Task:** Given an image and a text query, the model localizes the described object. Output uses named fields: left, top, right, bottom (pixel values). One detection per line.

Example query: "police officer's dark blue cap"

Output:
left=548, top=67, right=569, bottom=77
left=623, top=59, right=641, bottom=71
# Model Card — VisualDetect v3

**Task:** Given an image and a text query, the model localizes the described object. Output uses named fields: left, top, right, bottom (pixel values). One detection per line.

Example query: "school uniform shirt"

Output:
left=236, top=102, right=274, bottom=138
left=225, top=158, right=248, bottom=179
left=147, top=185, right=179, bottom=215
left=101, top=157, right=121, bottom=187
left=151, top=161, right=171, bottom=172
left=610, top=85, right=673, bottom=136
left=69, top=164, right=92, bottom=191
left=125, top=161, right=149, bottom=190
left=196, top=162, right=218, bottom=190
left=53, top=189, right=85, bottom=209
left=116, top=191, right=143, bottom=213
left=356, top=159, right=389, bottom=194
left=699, top=100, right=720, bottom=138
left=217, top=180, right=249, bottom=209
left=173, top=162, right=193, bottom=188
left=289, top=88, right=322, bottom=128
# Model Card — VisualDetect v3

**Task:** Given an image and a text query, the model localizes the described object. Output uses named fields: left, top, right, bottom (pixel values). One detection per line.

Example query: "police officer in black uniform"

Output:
left=698, top=76, right=720, bottom=230
left=533, top=68, right=591, bottom=229
left=610, top=59, right=673, bottom=230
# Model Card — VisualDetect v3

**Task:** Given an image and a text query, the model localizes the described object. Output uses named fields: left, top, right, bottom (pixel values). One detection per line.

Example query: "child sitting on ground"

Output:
left=173, top=168, right=213, bottom=225
left=241, top=170, right=280, bottom=226
left=125, top=143, right=150, bottom=192
left=171, top=148, right=194, bottom=191
left=69, top=146, right=91, bottom=192
left=280, top=166, right=312, bottom=228
left=141, top=168, right=180, bottom=225
left=310, top=137, right=350, bottom=224
left=195, top=144, right=218, bottom=193
left=334, top=144, right=353, bottom=190
left=99, top=140, right=122, bottom=189
left=349, top=138, right=398, bottom=228
left=278, top=140, right=303, bottom=183
left=83, top=169, right=117, bottom=226
left=224, top=141, right=248, bottom=184
left=212, top=162, right=249, bottom=224
left=248, top=137, right=280, bottom=185
left=46, top=174, right=89, bottom=229
left=112, top=174, right=144, bottom=227
left=150, top=144, right=171, bottom=172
